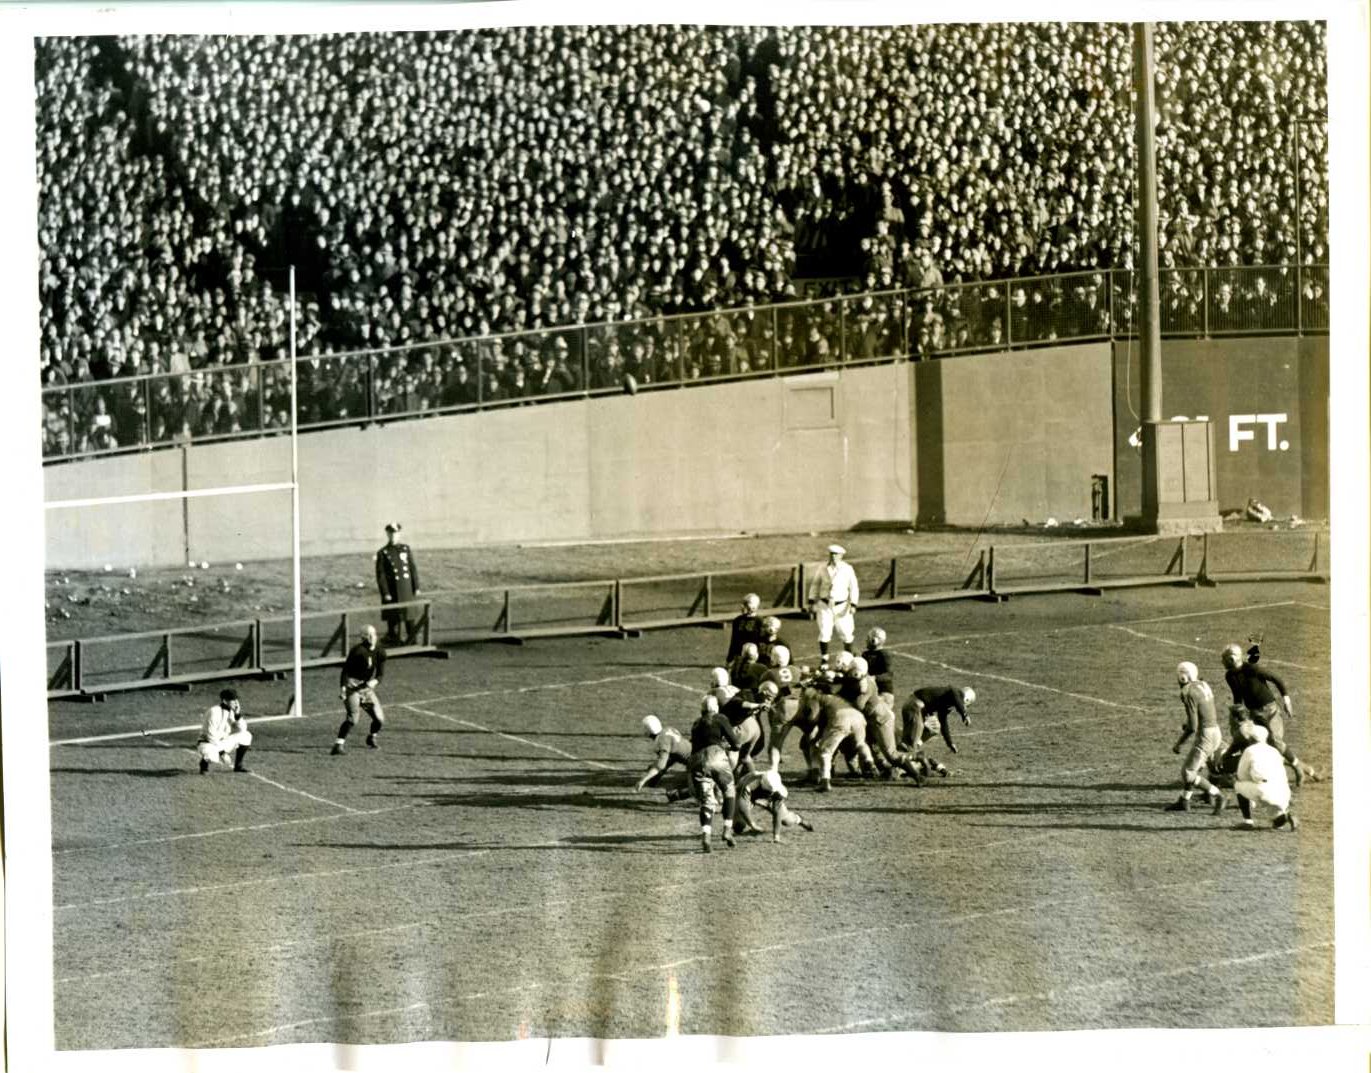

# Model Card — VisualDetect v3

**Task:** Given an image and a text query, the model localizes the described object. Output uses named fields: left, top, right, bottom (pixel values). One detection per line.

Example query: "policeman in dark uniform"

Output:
left=375, top=523, right=421, bottom=645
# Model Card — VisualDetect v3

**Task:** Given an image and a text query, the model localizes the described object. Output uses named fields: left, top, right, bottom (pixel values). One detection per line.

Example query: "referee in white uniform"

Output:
left=808, top=544, right=860, bottom=666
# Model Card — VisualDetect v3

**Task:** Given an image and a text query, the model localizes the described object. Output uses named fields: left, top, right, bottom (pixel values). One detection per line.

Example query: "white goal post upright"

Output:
left=290, top=266, right=304, bottom=718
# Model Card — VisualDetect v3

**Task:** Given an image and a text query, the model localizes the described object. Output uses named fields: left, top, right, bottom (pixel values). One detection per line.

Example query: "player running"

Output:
left=688, top=695, right=742, bottom=852
left=634, top=714, right=693, bottom=803
left=901, top=685, right=975, bottom=778
left=1221, top=642, right=1319, bottom=784
left=1164, top=662, right=1226, bottom=814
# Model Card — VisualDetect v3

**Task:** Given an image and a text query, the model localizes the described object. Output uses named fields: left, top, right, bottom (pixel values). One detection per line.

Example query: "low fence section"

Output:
left=46, top=528, right=1328, bottom=700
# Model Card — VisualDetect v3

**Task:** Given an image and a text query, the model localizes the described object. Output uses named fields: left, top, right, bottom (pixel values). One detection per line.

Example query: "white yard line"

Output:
left=55, top=850, right=490, bottom=912
left=890, top=651, right=1151, bottom=712
left=646, top=673, right=702, bottom=694
left=147, top=736, right=360, bottom=814
left=817, top=940, right=1331, bottom=1034
left=188, top=862, right=1282, bottom=1049
left=1107, top=624, right=1321, bottom=672
left=58, top=830, right=1056, bottom=988
left=401, top=703, right=617, bottom=770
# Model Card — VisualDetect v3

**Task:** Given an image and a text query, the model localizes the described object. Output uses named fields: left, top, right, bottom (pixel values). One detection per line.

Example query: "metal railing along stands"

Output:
left=41, top=263, right=1330, bottom=464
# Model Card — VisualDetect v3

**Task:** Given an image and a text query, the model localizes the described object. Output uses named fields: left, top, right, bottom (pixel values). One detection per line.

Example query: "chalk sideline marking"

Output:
left=148, top=736, right=360, bottom=814
left=817, top=940, right=1332, bottom=1034
left=401, top=703, right=616, bottom=770
left=891, top=651, right=1150, bottom=712
left=1107, top=624, right=1320, bottom=672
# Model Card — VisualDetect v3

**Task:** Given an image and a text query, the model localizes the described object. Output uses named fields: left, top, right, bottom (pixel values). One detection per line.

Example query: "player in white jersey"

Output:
left=734, top=763, right=815, bottom=843
left=198, top=688, right=253, bottom=774
left=1232, top=722, right=1298, bottom=831
left=635, top=714, right=693, bottom=802
left=1165, top=662, right=1226, bottom=814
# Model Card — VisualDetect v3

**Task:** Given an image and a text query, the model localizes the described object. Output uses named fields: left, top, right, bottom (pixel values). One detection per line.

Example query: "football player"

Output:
left=757, top=616, right=786, bottom=665
left=726, top=593, right=765, bottom=663
left=332, top=624, right=386, bottom=755
left=197, top=688, right=253, bottom=774
left=634, top=714, right=693, bottom=802
left=688, top=695, right=743, bottom=852
left=728, top=642, right=769, bottom=693
left=1165, top=662, right=1225, bottom=813
left=721, top=679, right=776, bottom=770
left=861, top=627, right=896, bottom=700
left=734, top=761, right=816, bottom=843
left=901, top=685, right=975, bottom=777
left=812, top=692, right=877, bottom=792
left=848, top=657, right=923, bottom=783
left=1221, top=642, right=1318, bottom=784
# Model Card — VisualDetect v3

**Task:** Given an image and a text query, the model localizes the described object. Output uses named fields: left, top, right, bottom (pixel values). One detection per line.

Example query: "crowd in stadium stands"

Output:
left=36, top=22, right=1329, bottom=457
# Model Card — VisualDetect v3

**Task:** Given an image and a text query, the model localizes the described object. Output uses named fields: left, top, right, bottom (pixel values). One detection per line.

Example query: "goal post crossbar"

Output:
left=44, top=481, right=296, bottom=511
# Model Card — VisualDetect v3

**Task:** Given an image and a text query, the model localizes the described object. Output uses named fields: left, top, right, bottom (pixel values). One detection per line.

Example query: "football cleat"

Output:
left=199, top=759, right=210, bottom=775
left=1164, top=798, right=1190, bottom=812
left=701, top=836, right=712, bottom=854
left=723, top=830, right=736, bottom=848
left=330, top=742, right=346, bottom=755
left=366, top=734, right=379, bottom=750
left=816, top=777, right=832, bottom=794
left=233, top=765, right=252, bottom=774
left=799, top=819, right=816, bottom=832
left=1211, top=792, right=1226, bottom=815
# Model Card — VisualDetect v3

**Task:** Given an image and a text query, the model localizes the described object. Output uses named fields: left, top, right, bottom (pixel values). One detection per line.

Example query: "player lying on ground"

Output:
left=1165, top=661, right=1226, bottom=814
left=635, top=714, right=693, bottom=802
left=900, top=685, right=975, bottom=778
left=1231, top=721, right=1298, bottom=832
left=198, top=687, right=252, bottom=774
left=689, top=695, right=742, bottom=852
left=733, top=761, right=816, bottom=843
left=1220, top=642, right=1319, bottom=784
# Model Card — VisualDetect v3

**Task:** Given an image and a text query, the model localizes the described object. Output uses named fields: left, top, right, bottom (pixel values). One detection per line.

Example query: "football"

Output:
left=623, top=373, right=638, bottom=395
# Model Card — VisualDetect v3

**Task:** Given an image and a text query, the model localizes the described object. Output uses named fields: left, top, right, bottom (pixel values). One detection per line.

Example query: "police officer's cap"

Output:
left=385, top=523, right=402, bottom=533
left=220, top=688, right=239, bottom=703
left=827, top=544, right=846, bottom=556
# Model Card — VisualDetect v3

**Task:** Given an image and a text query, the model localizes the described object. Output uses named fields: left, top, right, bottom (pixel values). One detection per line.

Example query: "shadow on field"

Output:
left=50, top=766, right=185, bottom=778
left=309, top=832, right=698, bottom=855
left=381, top=771, right=630, bottom=790
left=366, top=772, right=658, bottom=814
left=400, top=725, right=637, bottom=743
left=970, top=781, right=1176, bottom=793
left=969, top=819, right=1228, bottom=833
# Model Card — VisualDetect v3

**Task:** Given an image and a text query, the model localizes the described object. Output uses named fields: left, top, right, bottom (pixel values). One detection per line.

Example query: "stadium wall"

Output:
left=914, top=343, right=1116, bottom=526
left=1111, top=337, right=1329, bottom=519
left=44, top=364, right=915, bottom=569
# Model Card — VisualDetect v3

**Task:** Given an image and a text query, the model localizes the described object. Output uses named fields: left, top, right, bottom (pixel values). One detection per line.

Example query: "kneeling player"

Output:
left=198, top=688, right=253, bottom=774
left=1165, top=662, right=1226, bottom=814
left=734, top=763, right=815, bottom=843
left=635, top=714, right=693, bottom=802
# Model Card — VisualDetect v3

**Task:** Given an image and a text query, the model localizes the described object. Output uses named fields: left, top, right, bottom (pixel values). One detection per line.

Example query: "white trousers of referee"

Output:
left=815, top=604, right=855, bottom=645
left=1234, top=777, right=1291, bottom=816
left=198, top=728, right=252, bottom=763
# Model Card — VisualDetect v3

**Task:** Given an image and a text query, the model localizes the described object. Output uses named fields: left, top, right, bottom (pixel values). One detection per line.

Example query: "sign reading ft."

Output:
left=1228, top=413, right=1290, bottom=452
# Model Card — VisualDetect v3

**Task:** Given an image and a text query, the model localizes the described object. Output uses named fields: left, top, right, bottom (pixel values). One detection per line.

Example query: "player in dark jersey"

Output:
left=1221, top=642, right=1318, bottom=783
left=861, top=627, right=896, bottom=698
left=332, top=624, right=386, bottom=755
left=901, top=685, right=975, bottom=777
left=728, top=643, right=769, bottom=693
left=726, top=594, right=765, bottom=664
left=689, top=696, right=742, bottom=852
left=756, top=616, right=786, bottom=666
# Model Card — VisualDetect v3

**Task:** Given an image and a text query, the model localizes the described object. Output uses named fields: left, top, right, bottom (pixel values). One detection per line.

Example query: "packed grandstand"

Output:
left=36, top=23, right=1328, bottom=459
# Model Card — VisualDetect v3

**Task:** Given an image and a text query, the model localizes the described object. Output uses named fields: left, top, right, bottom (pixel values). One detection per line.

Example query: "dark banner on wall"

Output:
left=1113, top=337, right=1329, bottom=520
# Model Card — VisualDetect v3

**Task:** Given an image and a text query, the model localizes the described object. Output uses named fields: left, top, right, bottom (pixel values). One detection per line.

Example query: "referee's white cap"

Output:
left=827, top=543, right=846, bottom=556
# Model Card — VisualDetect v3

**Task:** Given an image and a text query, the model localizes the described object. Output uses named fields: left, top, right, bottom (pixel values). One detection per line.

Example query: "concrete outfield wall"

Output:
left=1112, top=337, right=1329, bottom=518
left=44, top=364, right=914, bottom=570
left=915, top=343, right=1116, bottom=526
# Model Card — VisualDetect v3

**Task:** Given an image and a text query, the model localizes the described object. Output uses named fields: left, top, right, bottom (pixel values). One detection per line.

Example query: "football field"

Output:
left=48, top=581, right=1334, bottom=1049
